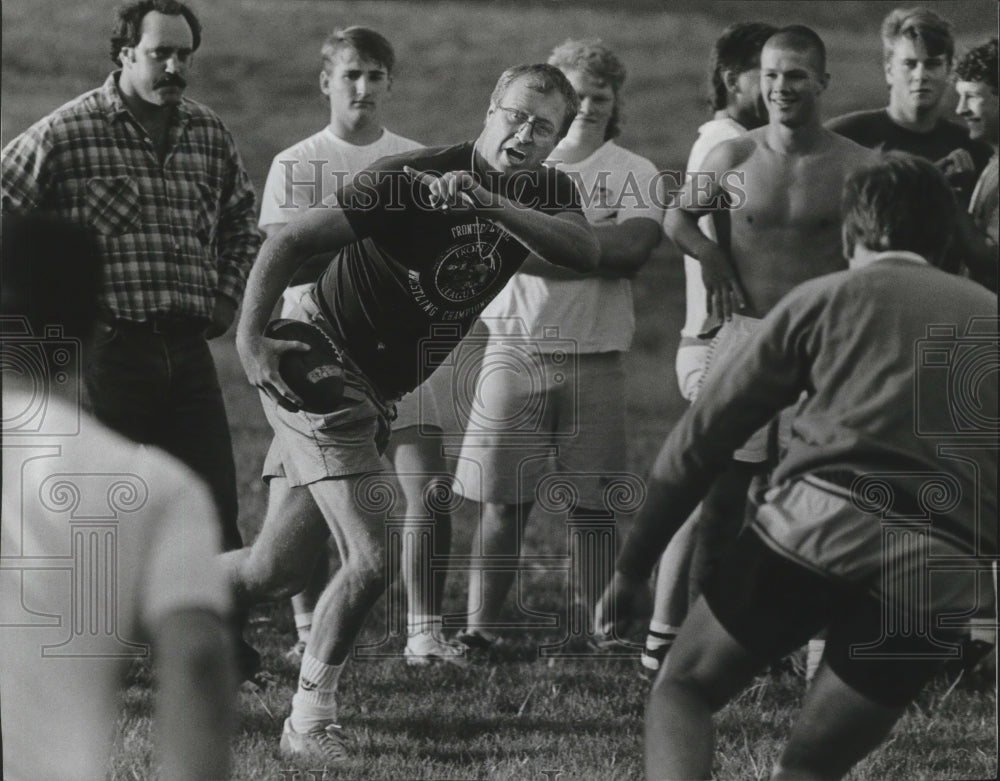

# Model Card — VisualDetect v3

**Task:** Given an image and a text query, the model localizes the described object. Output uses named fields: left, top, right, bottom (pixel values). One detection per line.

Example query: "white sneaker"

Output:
left=279, top=717, right=348, bottom=763
left=404, top=633, right=467, bottom=666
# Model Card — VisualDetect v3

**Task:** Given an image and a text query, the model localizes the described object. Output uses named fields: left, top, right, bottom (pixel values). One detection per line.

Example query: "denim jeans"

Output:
left=84, top=321, right=242, bottom=551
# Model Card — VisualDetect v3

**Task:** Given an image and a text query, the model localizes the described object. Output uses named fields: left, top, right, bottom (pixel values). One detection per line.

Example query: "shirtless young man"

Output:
left=660, top=25, right=872, bottom=634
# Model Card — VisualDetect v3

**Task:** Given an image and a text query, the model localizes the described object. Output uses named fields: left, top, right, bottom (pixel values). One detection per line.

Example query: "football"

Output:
left=263, top=318, right=345, bottom=414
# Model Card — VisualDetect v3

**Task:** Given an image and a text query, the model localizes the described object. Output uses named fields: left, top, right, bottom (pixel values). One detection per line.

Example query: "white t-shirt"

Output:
left=259, top=126, right=422, bottom=228
left=480, top=140, right=662, bottom=353
left=679, top=115, right=747, bottom=339
left=1, top=391, right=231, bottom=781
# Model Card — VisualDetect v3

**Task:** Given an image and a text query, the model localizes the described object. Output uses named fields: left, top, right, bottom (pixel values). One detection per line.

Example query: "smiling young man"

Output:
left=453, top=39, right=663, bottom=653
left=221, top=63, right=597, bottom=762
left=660, top=27, right=872, bottom=674
left=826, top=7, right=992, bottom=205
left=599, top=150, right=997, bottom=781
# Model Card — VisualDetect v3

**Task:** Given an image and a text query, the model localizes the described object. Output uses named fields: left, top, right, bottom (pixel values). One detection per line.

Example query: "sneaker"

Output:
left=285, top=639, right=307, bottom=664
left=279, top=717, right=348, bottom=763
left=404, top=633, right=467, bottom=666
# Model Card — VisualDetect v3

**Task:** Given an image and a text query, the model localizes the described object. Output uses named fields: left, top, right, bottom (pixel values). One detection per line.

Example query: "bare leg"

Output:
left=218, top=477, right=328, bottom=609
left=465, top=500, right=530, bottom=636
left=651, top=509, right=698, bottom=629
left=645, top=597, right=765, bottom=780
left=304, top=468, right=402, bottom=665
left=772, top=663, right=905, bottom=780
left=386, top=426, right=451, bottom=621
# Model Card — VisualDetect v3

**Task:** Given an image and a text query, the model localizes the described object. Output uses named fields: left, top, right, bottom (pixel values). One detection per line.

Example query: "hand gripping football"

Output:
left=263, top=318, right=345, bottom=414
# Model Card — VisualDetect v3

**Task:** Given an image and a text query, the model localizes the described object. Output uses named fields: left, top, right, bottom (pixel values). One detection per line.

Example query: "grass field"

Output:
left=3, top=1, right=997, bottom=779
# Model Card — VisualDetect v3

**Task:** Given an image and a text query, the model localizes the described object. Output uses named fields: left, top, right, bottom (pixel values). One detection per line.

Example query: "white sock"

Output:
left=290, top=653, right=344, bottom=732
left=806, top=638, right=826, bottom=682
left=294, top=611, right=313, bottom=643
left=408, top=613, right=442, bottom=638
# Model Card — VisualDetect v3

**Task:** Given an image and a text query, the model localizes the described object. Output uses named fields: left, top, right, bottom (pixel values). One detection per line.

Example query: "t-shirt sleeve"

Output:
left=617, top=156, right=663, bottom=226
left=134, top=450, right=232, bottom=630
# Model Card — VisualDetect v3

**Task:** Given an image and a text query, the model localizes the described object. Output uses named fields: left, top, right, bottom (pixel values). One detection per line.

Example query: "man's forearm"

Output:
left=663, top=207, right=721, bottom=261
left=491, top=200, right=599, bottom=272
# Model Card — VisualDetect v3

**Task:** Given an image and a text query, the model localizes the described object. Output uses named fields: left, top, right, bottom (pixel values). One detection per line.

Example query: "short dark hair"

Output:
left=765, top=25, right=827, bottom=73
left=955, top=37, right=998, bottom=93
left=321, top=26, right=395, bottom=76
left=708, top=22, right=778, bottom=111
left=110, top=0, right=201, bottom=64
left=548, top=38, right=626, bottom=140
left=881, top=7, right=955, bottom=64
left=1, top=214, right=102, bottom=341
left=841, top=152, right=957, bottom=266
left=489, top=64, right=580, bottom=138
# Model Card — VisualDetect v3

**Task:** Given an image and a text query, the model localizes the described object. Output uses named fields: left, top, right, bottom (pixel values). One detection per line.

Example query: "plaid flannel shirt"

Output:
left=1, top=72, right=261, bottom=322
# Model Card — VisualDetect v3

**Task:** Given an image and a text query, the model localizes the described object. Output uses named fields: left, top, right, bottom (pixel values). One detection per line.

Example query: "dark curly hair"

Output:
left=955, top=38, right=998, bottom=92
left=708, top=22, right=778, bottom=111
left=110, top=0, right=201, bottom=64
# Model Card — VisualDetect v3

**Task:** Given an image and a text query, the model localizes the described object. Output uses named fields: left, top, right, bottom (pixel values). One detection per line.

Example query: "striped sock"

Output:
left=408, top=613, right=443, bottom=638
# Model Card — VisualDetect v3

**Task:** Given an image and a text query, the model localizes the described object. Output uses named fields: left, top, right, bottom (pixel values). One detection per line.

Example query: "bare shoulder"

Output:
left=702, top=132, right=758, bottom=171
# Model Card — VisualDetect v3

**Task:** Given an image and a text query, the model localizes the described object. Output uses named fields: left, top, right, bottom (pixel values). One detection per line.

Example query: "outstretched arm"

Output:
left=519, top=216, right=662, bottom=279
left=405, top=167, right=599, bottom=272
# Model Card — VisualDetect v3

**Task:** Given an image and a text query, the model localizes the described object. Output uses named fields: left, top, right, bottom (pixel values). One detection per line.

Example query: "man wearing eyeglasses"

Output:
left=222, top=63, right=598, bottom=762
left=453, top=39, right=664, bottom=653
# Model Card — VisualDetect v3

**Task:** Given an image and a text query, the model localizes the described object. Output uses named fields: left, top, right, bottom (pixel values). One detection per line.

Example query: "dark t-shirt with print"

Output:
left=825, top=109, right=992, bottom=202
left=316, top=141, right=582, bottom=399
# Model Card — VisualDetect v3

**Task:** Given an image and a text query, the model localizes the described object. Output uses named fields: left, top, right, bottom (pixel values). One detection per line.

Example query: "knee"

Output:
left=340, top=535, right=398, bottom=593
left=239, top=545, right=316, bottom=603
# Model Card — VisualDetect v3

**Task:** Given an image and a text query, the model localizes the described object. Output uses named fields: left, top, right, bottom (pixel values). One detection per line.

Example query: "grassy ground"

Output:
left=4, top=1, right=997, bottom=778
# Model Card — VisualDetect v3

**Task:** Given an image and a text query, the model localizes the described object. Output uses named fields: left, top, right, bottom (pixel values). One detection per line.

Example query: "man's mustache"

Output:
left=154, top=73, right=187, bottom=89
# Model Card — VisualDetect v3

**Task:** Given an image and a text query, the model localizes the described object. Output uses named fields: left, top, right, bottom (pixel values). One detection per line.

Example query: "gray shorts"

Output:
left=261, top=291, right=393, bottom=486
left=453, top=345, right=626, bottom=508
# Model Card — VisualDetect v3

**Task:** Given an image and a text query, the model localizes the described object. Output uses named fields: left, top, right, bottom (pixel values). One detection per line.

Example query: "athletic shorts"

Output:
left=262, top=291, right=393, bottom=486
left=696, top=314, right=794, bottom=463
left=393, top=376, right=442, bottom=432
left=453, top=346, right=626, bottom=508
left=703, top=483, right=975, bottom=708
left=675, top=338, right=710, bottom=403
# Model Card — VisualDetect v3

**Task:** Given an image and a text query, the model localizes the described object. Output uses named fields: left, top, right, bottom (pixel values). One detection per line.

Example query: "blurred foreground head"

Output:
left=1, top=214, right=102, bottom=340
left=841, top=151, right=957, bottom=266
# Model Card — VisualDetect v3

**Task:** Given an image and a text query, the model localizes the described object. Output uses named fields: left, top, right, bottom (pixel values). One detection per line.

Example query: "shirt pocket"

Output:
left=85, top=176, right=141, bottom=236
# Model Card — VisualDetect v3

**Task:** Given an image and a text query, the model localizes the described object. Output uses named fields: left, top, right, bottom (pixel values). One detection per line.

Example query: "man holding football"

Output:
left=222, top=62, right=598, bottom=762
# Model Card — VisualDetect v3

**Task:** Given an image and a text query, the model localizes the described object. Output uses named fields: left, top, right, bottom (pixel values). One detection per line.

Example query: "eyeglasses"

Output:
left=495, top=106, right=558, bottom=140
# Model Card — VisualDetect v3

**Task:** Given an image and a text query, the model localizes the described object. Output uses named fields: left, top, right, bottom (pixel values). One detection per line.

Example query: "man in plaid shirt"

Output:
left=2, top=0, right=260, bottom=565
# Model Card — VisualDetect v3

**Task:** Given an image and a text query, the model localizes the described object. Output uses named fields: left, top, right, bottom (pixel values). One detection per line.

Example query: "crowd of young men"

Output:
left=2, top=0, right=996, bottom=777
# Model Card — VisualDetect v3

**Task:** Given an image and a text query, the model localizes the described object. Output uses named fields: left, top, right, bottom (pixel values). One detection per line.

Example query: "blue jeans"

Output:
left=84, top=320, right=242, bottom=551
